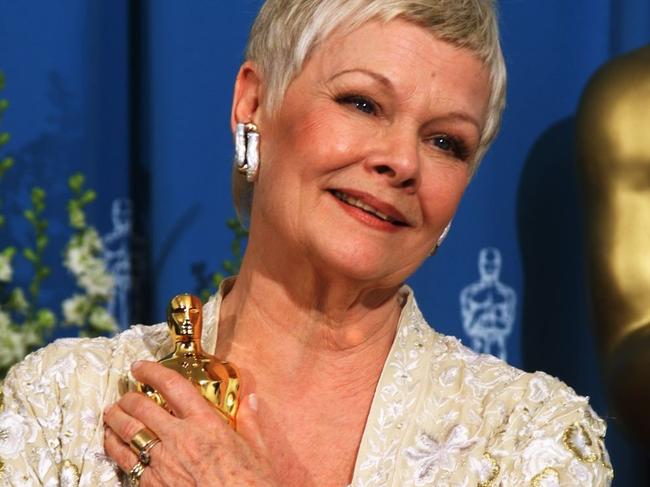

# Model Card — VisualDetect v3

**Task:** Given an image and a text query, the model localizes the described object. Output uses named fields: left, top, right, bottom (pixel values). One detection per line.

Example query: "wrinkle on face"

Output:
left=251, top=18, right=490, bottom=295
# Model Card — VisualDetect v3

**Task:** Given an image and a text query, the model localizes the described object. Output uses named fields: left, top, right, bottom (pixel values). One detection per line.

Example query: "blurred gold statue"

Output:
left=576, top=44, right=650, bottom=450
left=135, top=294, right=241, bottom=428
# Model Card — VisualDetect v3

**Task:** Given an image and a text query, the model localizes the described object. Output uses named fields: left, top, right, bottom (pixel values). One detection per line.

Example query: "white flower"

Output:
left=79, top=269, right=114, bottom=297
left=0, top=411, right=31, bottom=458
left=88, top=307, right=118, bottom=333
left=0, top=253, right=13, bottom=282
left=81, top=228, right=102, bottom=252
left=0, top=311, right=27, bottom=367
left=63, top=294, right=91, bottom=326
left=64, top=246, right=86, bottom=275
left=64, top=228, right=115, bottom=299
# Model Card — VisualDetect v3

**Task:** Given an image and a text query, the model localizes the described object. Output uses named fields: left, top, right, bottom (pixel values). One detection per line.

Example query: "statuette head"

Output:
left=167, top=294, right=202, bottom=339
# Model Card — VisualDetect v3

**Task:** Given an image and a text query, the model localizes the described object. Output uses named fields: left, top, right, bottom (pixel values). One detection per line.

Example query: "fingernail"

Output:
left=131, top=360, right=143, bottom=371
left=248, top=393, right=258, bottom=412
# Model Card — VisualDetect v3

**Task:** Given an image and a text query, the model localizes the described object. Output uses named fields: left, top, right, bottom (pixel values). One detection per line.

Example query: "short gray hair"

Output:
left=234, top=0, right=506, bottom=219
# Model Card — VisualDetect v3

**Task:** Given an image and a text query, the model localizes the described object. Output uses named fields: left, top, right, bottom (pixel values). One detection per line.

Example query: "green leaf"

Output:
left=31, top=187, right=46, bottom=203
left=0, top=157, right=13, bottom=170
left=223, top=261, right=235, bottom=274
left=81, top=189, right=96, bottom=204
left=29, top=280, right=40, bottom=297
left=36, top=235, right=48, bottom=251
left=23, top=209, right=35, bottom=223
left=235, top=227, right=249, bottom=239
left=68, top=173, right=85, bottom=193
left=0, top=132, right=10, bottom=146
left=67, top=200, right=79, bottom=212
left=0, top=99, right=8, bottom=112
left=0, top=157, right=14, bottom=178
left=8, top=287, right=28, bottom=313
left=3, top=246, right=16, bottom=259
left=36, top=309, right=56, bottom=329
left=212, top=272, right=224, bottom=282
left=68, top=206, right=85, bottom=229
left=23, top=248, right=37, bottom=262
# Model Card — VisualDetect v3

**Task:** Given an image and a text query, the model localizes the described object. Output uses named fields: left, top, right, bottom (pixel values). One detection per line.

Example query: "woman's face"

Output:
left=247, top=19, right=491, bottom=285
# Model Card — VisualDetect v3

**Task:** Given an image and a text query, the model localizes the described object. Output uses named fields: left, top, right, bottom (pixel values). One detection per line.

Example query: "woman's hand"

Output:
left=104, top=361, right=279, bottom=486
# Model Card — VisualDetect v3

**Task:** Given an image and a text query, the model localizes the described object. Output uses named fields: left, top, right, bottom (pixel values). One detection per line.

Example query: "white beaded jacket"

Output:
left=0, top=285, right=613, bottom=486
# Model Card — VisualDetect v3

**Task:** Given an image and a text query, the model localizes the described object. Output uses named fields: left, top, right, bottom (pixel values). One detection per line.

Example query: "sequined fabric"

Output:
left=0, top=285, right=612, bottom=486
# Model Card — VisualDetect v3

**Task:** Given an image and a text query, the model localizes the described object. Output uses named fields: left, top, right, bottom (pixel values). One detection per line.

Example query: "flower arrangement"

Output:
left=0, top=70, right=248, bottom=378
left=61, top=174, right=118, bottom=334
left=0, top=71, right=116, bottom=376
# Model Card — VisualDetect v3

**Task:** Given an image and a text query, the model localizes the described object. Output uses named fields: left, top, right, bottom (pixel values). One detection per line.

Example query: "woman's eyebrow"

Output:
left=327, top=68, right=394, bottom=90
left=328, top=68, right=481, bottom=131
left=429, top=112, right=481, bottom=132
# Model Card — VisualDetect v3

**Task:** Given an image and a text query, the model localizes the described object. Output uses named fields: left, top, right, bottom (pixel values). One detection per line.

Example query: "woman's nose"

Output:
left=367, top=133, right=421, bottom=192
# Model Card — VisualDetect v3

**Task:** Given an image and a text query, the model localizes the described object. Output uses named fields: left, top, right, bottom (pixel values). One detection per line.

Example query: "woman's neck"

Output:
left=213, top=250, right=404, bottom=401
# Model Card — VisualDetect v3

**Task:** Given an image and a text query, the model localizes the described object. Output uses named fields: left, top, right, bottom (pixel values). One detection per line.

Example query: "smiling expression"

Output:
left=246, top=19, right=491, bottom=285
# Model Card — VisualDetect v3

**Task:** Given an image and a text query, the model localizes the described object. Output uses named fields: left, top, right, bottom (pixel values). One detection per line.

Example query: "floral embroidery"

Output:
left=563, top=424, right=598, bottom=462
left=531, top=467, right=560, bottom=487
left=405, top=426, right=476, bottom=485
left=0, top=410, right=33, bottom=459
left=0, top=286, right=613, bottom=486
left=59, top=459, right=80, bottom=487
left=476, top=453, right=499, bottom=487
left=598, top=438, right=614, bottom=478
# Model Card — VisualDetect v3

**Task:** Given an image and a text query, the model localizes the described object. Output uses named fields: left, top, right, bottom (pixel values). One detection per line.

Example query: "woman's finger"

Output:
left=236, top=393, right=268, bottom=455
left=118, top=391, right=179, bottom=438
left=104, top=426, right=137, bottom=472
left=130, top=361, right=209, bottom=419
left=104, top=427, right=148, bottom=481
left=103, top=402, right=147, bottom=444
left=104, top=427, right=164, bottom=486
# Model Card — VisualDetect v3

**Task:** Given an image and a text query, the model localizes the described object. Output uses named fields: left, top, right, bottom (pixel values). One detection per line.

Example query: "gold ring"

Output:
left=129, top=427, right=160, bottom=466
left=128, top=460, right=146, bottom=486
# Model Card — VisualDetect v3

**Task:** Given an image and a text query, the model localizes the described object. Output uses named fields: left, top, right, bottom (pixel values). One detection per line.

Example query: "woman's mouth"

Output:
left=329, top=189, right=409, bottom=227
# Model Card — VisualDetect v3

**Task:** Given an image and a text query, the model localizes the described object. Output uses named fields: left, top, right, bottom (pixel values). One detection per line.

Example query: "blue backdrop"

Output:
left=1, top=0, right=648, bottom=483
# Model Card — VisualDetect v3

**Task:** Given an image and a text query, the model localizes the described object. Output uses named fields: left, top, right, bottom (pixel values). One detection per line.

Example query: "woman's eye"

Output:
left=336, top=95, right=378, bottom=115
left=430, top=135, right=470, bottom=161
left=433, top=136, right=453, bottom=152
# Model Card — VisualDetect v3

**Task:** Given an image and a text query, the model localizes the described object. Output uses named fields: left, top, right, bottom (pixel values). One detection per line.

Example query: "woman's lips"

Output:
left=329, top=189, right=410, bottom=231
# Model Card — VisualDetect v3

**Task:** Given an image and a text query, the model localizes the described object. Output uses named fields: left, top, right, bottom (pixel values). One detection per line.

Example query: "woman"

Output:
left=0, top=0, right=612, bottom=485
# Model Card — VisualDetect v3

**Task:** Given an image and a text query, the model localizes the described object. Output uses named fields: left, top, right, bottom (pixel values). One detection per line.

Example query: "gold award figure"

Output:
left=134, top=294, right=241, bottom=428
left=576, top=45, right=650, bottom=449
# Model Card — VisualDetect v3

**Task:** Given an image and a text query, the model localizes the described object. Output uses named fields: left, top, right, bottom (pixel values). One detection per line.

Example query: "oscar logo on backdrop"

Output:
left=459, top=247, right=516, bottom=361
left=102, top=198, right=133, bottom=330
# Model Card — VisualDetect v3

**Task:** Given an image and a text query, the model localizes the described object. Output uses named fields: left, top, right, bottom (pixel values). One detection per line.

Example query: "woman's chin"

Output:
left=309, top=239, right=413, bottom=286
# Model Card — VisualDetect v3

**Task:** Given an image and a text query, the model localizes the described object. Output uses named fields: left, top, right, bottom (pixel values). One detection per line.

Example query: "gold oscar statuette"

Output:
left=576, top=45, right=650, bottom=450
left=130, top=294, right=241, bottom=428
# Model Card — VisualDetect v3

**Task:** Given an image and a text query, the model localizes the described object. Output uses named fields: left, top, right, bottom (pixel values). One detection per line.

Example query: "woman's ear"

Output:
left=231, top=61, right=263, bottom=133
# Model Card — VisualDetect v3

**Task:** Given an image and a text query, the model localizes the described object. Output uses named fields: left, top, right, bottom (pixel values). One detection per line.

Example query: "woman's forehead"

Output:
left=299, top=19, right=490, bottom=120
